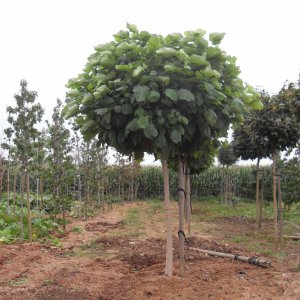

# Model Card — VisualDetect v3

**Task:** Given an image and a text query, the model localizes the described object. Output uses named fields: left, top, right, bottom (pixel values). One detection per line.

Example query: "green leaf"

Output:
left=133, top=66, right=144, bottom=77
left=156, top=47, right=176, bottom=57
left=147, top=90, right=160, bottom=103
left=170, top=129, right=181, bottom=144
left=125, top=118, right=139, bottom=135
left=165, top=89, right=178, bottom=101
left=95, top=108, right=108, bottom=116
left=209, top=32, right=225, bottom=45
left=178, top=89, right=195, bottom=101
left=121, top=103, right=134, bottom=115
left=82, top=93, right=94, bottom=104
left=144, top=123, right=158, bottom=140
left=156, top=76, right=170, bottom=85
left=96, top=97, right=115, bottom=108
left=133, top=85, right=150, bottom=102
left=81, top=120, right=96, bottom=132
left=63, top=103, right=79, bottom=119
left=164, top=64, right=177, bottom=72
left=137, top=115, right=149, bottom=129
left=126, top=23, right=138, bottom=33
left=93, top=85, right=109, bottom=99
left=204, top=109, right=217, bottom=126
left=115, top=64, right=133, bottom=71
left=154, top=134, right=168, bottom=150
left=189, top=54, right=208, bottom=66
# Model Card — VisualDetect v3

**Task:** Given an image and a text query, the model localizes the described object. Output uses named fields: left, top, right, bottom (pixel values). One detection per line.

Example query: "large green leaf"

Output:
left=144, top=123, right=158, bottom=140
left=126, top=23, right=138, bottom=33
left=137, top=115, right=149, bottom=129
left=178, top=89, right=195, bottom=101
left=209, top=32, right=225, bottom=45
left=170, top=129, right=181, bottom=144
left=156, top=76, right=170, bottom=85
left=95, top=108, right=109, bottom=116
left=82, top=93, right=94, bottom=104
left=189, top=54, right=208, bottom=66
left=156, top=47, right=176, bottom=57
left=125, top=118, right=139, bottom=135
left=93, top=85, right=109, bottom=99
left=147, top=90, right=160, bottom=103
left=63, top=102, right=79, bottom=119
left=165, top=89, right=178, bottom=101
left=204, top=109, right=217, bottom=126
left=121, top=103, right=134, bottom=115
left=133, top=85, right=150, bottom=102
left=133, top=66, right=144, bottom=77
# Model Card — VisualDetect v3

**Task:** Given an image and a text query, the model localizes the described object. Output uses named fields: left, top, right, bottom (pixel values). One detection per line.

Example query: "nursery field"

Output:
left=0, top=199, right=299, bottom=300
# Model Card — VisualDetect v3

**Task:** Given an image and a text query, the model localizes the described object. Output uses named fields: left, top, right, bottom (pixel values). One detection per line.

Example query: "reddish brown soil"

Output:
left=0, top=202, right=299, bottom=300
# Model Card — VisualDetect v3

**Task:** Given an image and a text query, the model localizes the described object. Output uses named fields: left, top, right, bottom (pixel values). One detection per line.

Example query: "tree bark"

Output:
left=162, top=159, right=173, bottom=276
left=26, top=168, right=32, bottom=243
left=272, top=152, right=278, bottom=242
left=13, top=168, right=17, bottom=214
left=6, top=166, right=10, bottom=214
left=20, top=172, right=24, bottom=243
left=277, top=171, right=283, bottom=244
left=178, top=158, right=186, bottom=277
left=255, top=158, right=261, bottom=231
left=185, top=161, right=192, bottom=235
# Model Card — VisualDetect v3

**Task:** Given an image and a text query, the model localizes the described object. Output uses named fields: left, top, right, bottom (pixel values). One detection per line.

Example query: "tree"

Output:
left=233, top=94, right=300, bottom=241
left=46, top=99, right=73, bottom=230
left=3, top=80, right=44, bottom=242
left=218, top=141, right=238, bottom=205
left=63, top=24, right=261, bottom=276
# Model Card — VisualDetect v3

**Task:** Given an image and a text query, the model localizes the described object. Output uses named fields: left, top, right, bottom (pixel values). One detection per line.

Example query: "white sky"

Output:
left=0, top=0, right=299, bottom=165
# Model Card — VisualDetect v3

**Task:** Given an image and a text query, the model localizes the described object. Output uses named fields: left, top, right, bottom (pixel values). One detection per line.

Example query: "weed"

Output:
left=9, top=274, right=28, bottom=286
left=71, top=226, right=83, bottom=233
left=42, top=278, right=55, bottom=286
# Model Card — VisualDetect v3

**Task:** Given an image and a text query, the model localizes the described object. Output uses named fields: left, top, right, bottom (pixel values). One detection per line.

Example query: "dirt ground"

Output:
left=0, top=202, right=299, bottom=300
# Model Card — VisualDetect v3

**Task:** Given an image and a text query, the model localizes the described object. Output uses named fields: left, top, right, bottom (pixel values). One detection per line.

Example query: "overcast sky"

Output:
left=0, top=0, right=299, bottom=164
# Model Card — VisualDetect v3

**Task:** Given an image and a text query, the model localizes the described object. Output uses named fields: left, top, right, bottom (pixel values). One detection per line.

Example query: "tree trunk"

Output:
left=13, top=169, right=17, bottom=214
left=26, top=168, right=32, bottom=243
left=6, top=166, right=10, bottom=214
left=277, top=171, right=283, bottom=244
left=20, top=172, right=25, bottom=242
left=162, top=159, right=173, bottom=276
left=272, top=152, right=278, bottom=242
left=185, top=161, right=192, bottom=235
left=39, top=177, right=44, bottom=211
left=178, top=158, right=186, bottom=277
left=259, top=169, right=264, bottom=229
left=255, top=158, right=261, bottom=231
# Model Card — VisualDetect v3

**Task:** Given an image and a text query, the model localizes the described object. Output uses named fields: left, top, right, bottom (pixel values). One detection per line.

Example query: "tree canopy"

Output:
left=63, top=24, right=261, bottom=162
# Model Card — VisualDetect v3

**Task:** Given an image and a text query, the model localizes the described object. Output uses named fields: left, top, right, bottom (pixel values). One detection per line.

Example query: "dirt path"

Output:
left=0, top=202, right=299, bottom=299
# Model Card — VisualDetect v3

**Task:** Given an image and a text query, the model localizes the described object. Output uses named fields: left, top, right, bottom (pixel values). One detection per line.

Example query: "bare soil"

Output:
left=0, top=202, right=299, bottom=300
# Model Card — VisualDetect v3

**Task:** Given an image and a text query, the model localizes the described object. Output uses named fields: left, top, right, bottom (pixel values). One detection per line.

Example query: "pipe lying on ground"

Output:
left=187, top=246, right=271, bottom=268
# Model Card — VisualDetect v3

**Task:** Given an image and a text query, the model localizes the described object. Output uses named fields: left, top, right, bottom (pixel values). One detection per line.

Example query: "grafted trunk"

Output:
left=162, top=159, right=173, bottom=276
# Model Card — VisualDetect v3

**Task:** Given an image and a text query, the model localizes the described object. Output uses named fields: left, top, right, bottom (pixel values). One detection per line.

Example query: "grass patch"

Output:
left=124, top=207, right=144, bottom=229
left=71, top=226, right=83, bottom=233
left=41, top=278, right=55, bottom=286
left=9, top=274, right=28, bottom=286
